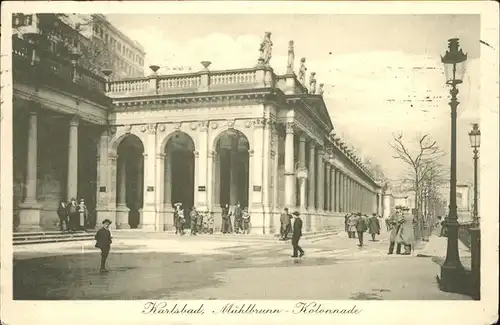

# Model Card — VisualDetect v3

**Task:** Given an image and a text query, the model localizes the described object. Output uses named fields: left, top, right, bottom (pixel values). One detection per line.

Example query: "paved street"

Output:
left=13, top=232, right=471, bottom=300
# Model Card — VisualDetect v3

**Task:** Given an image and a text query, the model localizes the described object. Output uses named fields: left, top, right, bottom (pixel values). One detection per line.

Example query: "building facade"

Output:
left=12, top=13, right=145, bottom=79
left=12, top=29, right=383, bottom=233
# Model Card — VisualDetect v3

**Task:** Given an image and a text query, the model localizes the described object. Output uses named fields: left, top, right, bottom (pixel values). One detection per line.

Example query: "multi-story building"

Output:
left=12, top=13, right=145, bottom=79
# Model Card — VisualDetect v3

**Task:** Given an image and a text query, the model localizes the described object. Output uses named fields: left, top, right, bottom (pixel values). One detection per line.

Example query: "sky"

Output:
left=106, top=14, right=481, bottom=186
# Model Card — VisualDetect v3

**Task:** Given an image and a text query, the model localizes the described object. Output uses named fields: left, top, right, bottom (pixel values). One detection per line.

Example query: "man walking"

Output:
left=57, top=200, right=69, bottom=231
left=67, top=198, right=78, bottom=231
left=388, top=211, right=403, bottom=255
left=280, top=208, right=291, bottom=240
left=290, top=211, right=304, bottom=258
left=368, top=212, right=381, bottom=241
left=95, top=219, right=113, bottom=273
left=355, top=213, right=368, bottom=247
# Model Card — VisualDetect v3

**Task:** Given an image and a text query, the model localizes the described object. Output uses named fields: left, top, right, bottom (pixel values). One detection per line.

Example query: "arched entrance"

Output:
left=214, top=129, right=250, bottom=209
left=164, top=131, right=195, bottom=227
left=116, top=134, right=144, bottom=229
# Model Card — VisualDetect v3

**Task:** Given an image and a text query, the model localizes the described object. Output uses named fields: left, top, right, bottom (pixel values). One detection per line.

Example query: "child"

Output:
left=241, top=208, right=251, bottom=234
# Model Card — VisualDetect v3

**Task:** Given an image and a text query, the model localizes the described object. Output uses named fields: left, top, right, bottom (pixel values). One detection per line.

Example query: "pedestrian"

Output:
left=347, top=213, right=357, bottom=238
left=57, top=200, right=69, bottom=231
left=94, top=219, right=113, bottom=273
left=396, top=207, right=415, bottom=255
left=241, top=208, right=251, bottom=234
left=221, top=204, right=230, bottom=234
left=280, top=208, right=291, bottom=240
left=197, top=210, right=204, bottom=234
left=387, top=211, right=404, bottom=255
left=67, top=198, right=78, bottom=231
left=344, top=214, right=350, bottom=234
left=177, top=205, right=186, bottom=235
left=355, top=213, right=368, bottom=247
left=234, top=202, right=242, bottom=234
left=78, top=199, right=88, bottom=231
left=368, top=212, right=381, bottom=241
left=173, top=203, right=181, bottom=234
left=205, top=211, right=215, bottom=234
left=190, top=207, right=198, bottom=235
left=290, top=211, right=304, bottom=258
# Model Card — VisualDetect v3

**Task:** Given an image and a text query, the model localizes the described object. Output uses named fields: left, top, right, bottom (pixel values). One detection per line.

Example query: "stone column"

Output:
left=307, top=143, right=316, bottom=211
left=164, top=153, right=172, bottom=205
left=335, top=169, right=341, bottom=212
left=298, top=134, right=307, bottom=212
left=251, top=119, right=265, bottom=233
left=137, top=152, right=144, bottom=223
left=207, top=150, right=214, bottom=211
left=67, top=115, right=79, bottom=201
left=18, top=111, right=42, bottom=231
left=214, top=151, right=221, bottom=207
left=324, top=162, right=329, bottom=212
left=343, top=174, right=348, bottom=213
left=95, top=128, right=113, bottom=228
left=377, top=192, right=382, bottom=215
left=316, top=150, right=324, bottom=213
left=155, top=153, right=165, bottom=230
left=197, top=121, right=209, bottom=211
left=330, top=166, right=335, bottom=213
left=271, top=127, right=279, bottom=212
left=140, top=123, right=156, bottom=230
left=284, top=122, right=295, bottom=208
left=116, top=156, right=130, bottom=229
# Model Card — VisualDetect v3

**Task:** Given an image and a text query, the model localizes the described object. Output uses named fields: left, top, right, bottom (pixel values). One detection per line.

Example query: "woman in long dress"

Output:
left=78, top=199, right=87, bottom=230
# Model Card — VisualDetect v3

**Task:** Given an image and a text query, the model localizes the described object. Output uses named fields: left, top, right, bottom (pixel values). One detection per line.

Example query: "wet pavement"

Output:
left=13, top=233, right=472, bottom=300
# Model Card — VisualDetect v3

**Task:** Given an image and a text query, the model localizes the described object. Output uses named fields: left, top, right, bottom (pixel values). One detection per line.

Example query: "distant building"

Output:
left=12, top=13, right=145, bottom=79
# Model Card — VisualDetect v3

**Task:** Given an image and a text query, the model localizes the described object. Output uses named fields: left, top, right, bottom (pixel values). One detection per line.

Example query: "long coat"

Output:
left=388, top=214, right=402, bottom=242
left=367, top=216, right=380, bottom=234
left=347, top=215, right=358, bottom=232
left=396, top=213, right=415, bottom=245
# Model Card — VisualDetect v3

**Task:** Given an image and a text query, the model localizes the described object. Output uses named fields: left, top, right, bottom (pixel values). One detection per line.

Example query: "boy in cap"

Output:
left=95, top=219, right=113, bottom=273
left=291, top=211, right=304, bottom=258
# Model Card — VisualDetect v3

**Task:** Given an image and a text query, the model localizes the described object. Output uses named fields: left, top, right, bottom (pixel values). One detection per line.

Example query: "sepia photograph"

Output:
left=1, top=1, right=498, bottom=325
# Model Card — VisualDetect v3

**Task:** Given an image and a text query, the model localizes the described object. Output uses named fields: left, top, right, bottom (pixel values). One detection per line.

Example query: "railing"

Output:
left=12, top=36, right=107, bottom=96
left=458, top=221, right=474, bottom=249
left=107, top=67, right=271, bottom=97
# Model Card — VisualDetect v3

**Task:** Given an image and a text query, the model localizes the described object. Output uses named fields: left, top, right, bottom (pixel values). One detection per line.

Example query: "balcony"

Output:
left=12, top=36, right=110, bottom=106
left=106, top=67, right=277, bottom=98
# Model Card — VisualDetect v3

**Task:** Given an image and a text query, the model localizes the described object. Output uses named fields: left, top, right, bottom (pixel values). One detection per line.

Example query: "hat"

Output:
left=292, top=211, right=300, bottom=216
left=372, top=213, right=377, bottom=216
left=102, top=219, right=112, bottom=225
left=402, top=207, right=410, bottom=211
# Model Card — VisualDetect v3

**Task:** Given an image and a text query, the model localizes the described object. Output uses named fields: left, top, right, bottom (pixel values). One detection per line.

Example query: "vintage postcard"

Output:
left=1, top=1, right=498, bottom=325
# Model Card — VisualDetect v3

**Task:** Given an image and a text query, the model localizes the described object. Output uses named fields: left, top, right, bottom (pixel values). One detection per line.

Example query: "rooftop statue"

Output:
left=318, top=83, right=324, bottom=95
left=286, top=40, right=295, bottom=74
left=298, top=57, right=307, bottom=84
left=309, top=72, right=317, bottom=94
left=258, top=32, right=273, bottom=66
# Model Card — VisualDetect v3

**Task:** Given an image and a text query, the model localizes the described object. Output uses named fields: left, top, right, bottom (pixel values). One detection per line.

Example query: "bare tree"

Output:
left=389, top=132, right=445, bottom=228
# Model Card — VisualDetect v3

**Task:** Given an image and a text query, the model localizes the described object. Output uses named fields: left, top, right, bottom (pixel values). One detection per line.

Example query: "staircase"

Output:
left=13, top=230, right=96, bottom=246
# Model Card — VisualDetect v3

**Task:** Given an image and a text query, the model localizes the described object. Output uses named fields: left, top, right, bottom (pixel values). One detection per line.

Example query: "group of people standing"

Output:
left=345, top=212, right=382, bottom=247
left=172, top=202, right=251, bottom=236
left=386, top=207, right=415, bottom=255
left=221, top=203, right=251, bottom=234
left=57, top=198, right=89, bottom=231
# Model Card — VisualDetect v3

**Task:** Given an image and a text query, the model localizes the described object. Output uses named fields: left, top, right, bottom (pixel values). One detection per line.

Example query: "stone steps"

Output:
left=13, top=230, right=95, bottom=246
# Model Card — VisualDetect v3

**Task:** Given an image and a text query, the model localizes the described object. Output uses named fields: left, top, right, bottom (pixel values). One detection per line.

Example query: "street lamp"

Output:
left=468, top=123, right=481, bottom=226
left=440, top=38, right=468, bottom=293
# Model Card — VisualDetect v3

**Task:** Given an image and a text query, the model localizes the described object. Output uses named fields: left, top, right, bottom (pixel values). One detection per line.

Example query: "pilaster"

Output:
left=140, top=123, right=157, bottom=230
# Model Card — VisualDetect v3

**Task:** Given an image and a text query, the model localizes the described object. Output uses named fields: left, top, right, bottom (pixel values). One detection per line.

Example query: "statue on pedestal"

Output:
left=309, top=72, right=317, bottom=94
left=298, top=57, right=307, bottom=84
left=258, top=32, right=273, bottom=66
left=318, top=83, right=324, bottom=95
left=286, top=40, right=295, bottom=74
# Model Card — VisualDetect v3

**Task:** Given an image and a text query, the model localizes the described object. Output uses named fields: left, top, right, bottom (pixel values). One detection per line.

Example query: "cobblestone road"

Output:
left=13, top=232, right=471, bottom=300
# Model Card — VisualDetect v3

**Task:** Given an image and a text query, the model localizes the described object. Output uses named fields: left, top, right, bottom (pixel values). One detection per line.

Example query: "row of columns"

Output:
left=283, top=122, right=381, bottom=217
left=18, top=110, right=80, bottom=231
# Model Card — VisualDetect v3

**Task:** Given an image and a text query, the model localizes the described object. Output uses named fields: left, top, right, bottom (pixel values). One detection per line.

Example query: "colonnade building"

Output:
left=12, top=32, right=383, bottom=234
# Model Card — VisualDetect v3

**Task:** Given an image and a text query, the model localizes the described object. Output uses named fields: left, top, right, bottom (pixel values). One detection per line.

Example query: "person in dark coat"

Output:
left=387, top=212, right=404, bottom=255
left=221, top=204, right=230, bottom=234
left=290, top=211, right=304, bottom=258
left=67, top=198, right=78, bottom=231
left=57, top=200, right=69, bottom=231
left=233, top=202, right=242, bottom=234
left=95, top=219, right=113, bottom=273
left=190, top=207, right=198, bottom=235
left=368, top=213, right=381, bottom=241
left=355, top=213, right=368, bottom=247
left=280, top=208, right=291, bottom=240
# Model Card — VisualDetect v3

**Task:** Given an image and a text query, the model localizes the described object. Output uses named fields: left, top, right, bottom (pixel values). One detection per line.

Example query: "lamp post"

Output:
left=440, top=38, right=468, bottom=292
left=468, top=123, right=480, bottom=227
